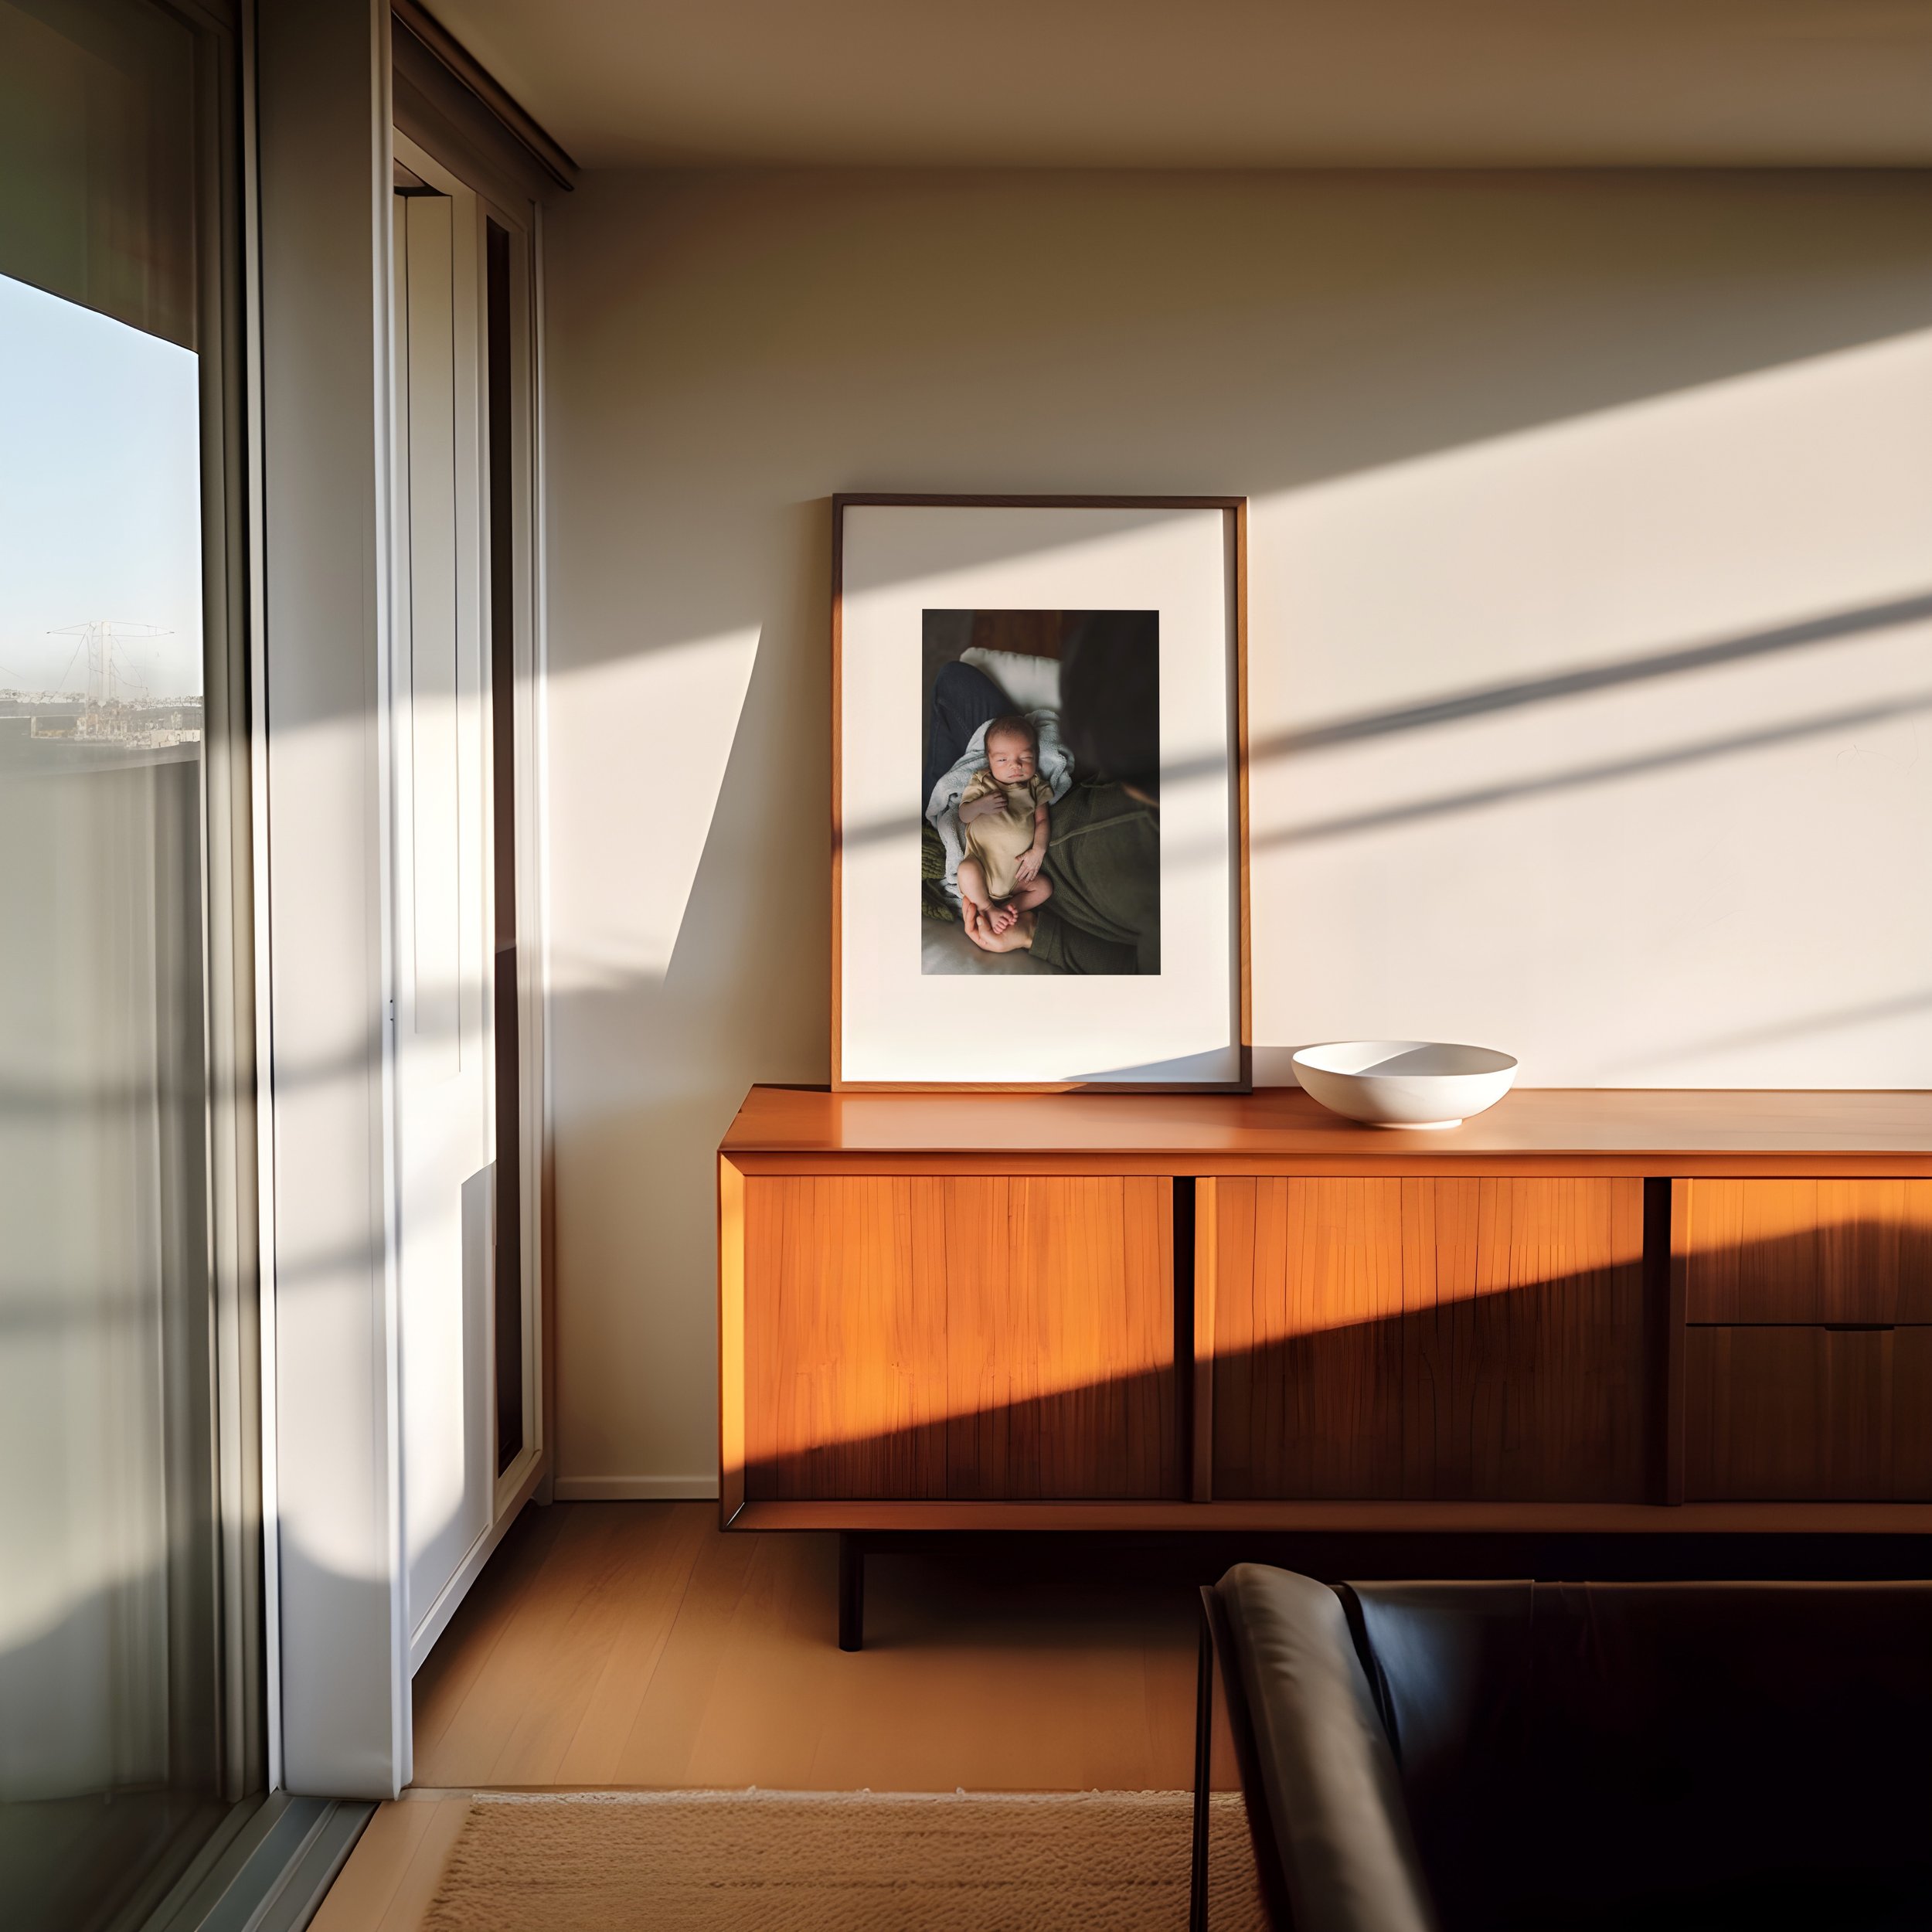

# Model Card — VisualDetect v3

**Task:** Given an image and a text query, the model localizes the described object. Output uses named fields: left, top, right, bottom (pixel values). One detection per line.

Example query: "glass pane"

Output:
left=0, top=0, right=232, bottom=1923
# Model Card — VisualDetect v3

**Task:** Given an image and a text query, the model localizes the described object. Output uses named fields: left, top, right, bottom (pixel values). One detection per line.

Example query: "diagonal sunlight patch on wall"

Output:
left=545, top=624, right=762, bottom=993
left=1612, top=988, right=1932, bottom=1071
left=1247, top=328, right=1932, bottom=1091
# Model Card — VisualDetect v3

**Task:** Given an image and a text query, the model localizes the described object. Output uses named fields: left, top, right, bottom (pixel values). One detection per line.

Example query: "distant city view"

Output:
left=3, top=269, right=203, bottom=769
left=0, top=688, right=202, bottom=755
left=0, top=619, right=202, bottom=762
left=1, top=272, right=204, bottom=747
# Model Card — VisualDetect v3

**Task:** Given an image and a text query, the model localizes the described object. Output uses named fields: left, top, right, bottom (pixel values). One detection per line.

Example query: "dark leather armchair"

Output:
left=1194, top=1566, right=1932, bottom=1932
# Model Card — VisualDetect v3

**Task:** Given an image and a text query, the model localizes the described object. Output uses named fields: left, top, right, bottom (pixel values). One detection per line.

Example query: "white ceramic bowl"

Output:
left=1291, top=1040, right=1519, bottom=1130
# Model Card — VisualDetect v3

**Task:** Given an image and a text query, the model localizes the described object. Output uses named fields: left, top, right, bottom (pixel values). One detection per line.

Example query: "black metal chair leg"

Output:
left=1191, top=1590, right=1215, bottom=1932
left=838, top=1532, right=864, bottom=1651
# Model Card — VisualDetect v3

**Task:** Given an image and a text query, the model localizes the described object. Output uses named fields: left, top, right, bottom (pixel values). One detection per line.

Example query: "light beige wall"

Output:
left=542, top=169, right=1932, bottom=1495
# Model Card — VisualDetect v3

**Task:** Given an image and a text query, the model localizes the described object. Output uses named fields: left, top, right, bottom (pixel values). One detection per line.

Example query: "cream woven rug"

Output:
left=423, top=1787, right=1267, bottom=1931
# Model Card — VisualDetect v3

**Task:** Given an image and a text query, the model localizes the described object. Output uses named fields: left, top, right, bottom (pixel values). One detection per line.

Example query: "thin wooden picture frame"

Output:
left=830, top=492, right=1250, bottom=1093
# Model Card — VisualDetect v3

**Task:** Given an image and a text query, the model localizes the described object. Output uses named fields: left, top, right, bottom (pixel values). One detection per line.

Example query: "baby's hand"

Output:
left=1013, top=848, right=1042, bottom=886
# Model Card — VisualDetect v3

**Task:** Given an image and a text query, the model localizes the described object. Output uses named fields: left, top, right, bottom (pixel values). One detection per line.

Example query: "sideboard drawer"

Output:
left=742, top=1175, right=1178, bottom=1502
left=1680, top=1180, right=1932, bottom=1324
left=1685, top=1325, right=1932, bottom=1500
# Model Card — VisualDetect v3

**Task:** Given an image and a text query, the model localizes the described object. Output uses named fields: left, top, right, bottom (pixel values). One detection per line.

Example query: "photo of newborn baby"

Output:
left=835, top=499, right=1243, bottom=1086
left=920, top=608, right=1160, bottom=977
left=954, top=714, right=1053, bottom=935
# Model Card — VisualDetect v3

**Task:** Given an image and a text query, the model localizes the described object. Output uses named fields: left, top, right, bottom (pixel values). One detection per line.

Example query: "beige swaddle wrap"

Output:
left=958, top=769, right=1052, bottom=898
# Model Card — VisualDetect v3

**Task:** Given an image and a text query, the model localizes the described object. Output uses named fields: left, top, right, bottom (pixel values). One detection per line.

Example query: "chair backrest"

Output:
left=1343, top=1579, right=1932, bottom=1929
left=1207, top=1566, right=1439, bottom=1932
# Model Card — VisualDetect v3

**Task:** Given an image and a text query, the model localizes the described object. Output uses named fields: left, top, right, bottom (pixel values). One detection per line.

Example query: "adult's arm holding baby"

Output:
left=1027, top=910, right=1137, bottom=974
left=1032, top=785, right=1159, bottom=975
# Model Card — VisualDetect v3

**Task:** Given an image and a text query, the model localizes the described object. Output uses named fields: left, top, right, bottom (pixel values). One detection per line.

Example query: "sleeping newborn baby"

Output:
left=955, top=713, right=1054, bottom=935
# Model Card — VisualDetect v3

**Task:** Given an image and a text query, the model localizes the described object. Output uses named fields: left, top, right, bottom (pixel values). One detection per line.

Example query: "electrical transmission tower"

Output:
left=47, top=620, right=169, bottom=707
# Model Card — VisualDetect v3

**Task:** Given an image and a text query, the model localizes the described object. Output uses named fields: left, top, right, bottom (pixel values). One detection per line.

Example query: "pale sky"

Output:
left=0, top=271, right=204, bottom=699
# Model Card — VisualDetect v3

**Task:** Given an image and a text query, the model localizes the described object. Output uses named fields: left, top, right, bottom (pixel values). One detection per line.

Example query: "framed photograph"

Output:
left=832, top=493, right=1249, bottom=1090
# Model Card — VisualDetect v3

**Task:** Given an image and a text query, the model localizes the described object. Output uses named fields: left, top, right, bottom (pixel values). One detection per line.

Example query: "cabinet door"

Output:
left=743, top=1175, right=1177, bottom=1501
left=1679, top=1180, right=1932, bottom=1324
left=1209, top=1179, right=1405, bottom=1498
left=1210, top=1177, right=1648, bottom=1501
left=1401, top=1178, right=1648, bottom=1501
left=1685, top=1326, right=1932, bottom=1500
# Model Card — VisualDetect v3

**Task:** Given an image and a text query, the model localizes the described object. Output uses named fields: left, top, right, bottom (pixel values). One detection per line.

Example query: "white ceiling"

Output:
left=425, top=0, right=1932, bottom=171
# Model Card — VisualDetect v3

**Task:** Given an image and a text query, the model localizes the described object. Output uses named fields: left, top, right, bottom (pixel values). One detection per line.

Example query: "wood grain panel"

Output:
left=743, top=1175, right=1178, bottom=1502
left=1685, top=1326, right=1932, bottom=1501
left=1680, top=1180, right=1932, bottom=1323
left=1211, top=1177, right=1645, bottom=1502
left=939, top=1176, right=1176, bottom=1498
left=1211, top=1178, right=1406, bottom=1498
left=744, top=1175, right=948, bottom=1501
left=1401, top=1177, right=1648, bottom=1502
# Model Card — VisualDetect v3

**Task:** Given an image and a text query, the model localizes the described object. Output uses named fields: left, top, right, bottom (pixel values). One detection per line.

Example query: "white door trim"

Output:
left=391, top=124, right=552, bottom=1678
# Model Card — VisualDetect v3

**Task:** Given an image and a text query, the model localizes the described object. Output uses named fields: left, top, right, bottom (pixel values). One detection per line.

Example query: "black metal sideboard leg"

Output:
left=838, top=1533, right=865, bottom=1651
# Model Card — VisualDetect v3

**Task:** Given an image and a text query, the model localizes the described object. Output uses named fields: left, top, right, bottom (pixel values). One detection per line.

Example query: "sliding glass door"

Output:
left=0, top=0, right=257, bottom=1925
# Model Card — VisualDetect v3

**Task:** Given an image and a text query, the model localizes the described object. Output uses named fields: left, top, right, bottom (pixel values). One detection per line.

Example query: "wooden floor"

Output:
left=309, top=1791, right=471, bottom=1932
left=312, top=1500, right=1212, bottom=1931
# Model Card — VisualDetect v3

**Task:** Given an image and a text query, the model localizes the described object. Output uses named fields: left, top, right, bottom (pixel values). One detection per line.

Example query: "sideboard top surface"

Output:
left=723, top=1086, right=1932, bottom=1169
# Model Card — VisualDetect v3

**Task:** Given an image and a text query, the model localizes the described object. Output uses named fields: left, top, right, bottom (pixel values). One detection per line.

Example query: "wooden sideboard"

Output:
left=719, top=1088, right=1932, bottom=1555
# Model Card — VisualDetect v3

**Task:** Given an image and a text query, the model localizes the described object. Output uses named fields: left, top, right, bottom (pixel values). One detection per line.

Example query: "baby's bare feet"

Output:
left=988, top=901, right=1015, bottom=934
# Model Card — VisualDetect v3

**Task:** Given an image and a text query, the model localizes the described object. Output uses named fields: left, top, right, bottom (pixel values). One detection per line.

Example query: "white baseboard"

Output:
left=552, top=1473, right=720, bottom=1501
